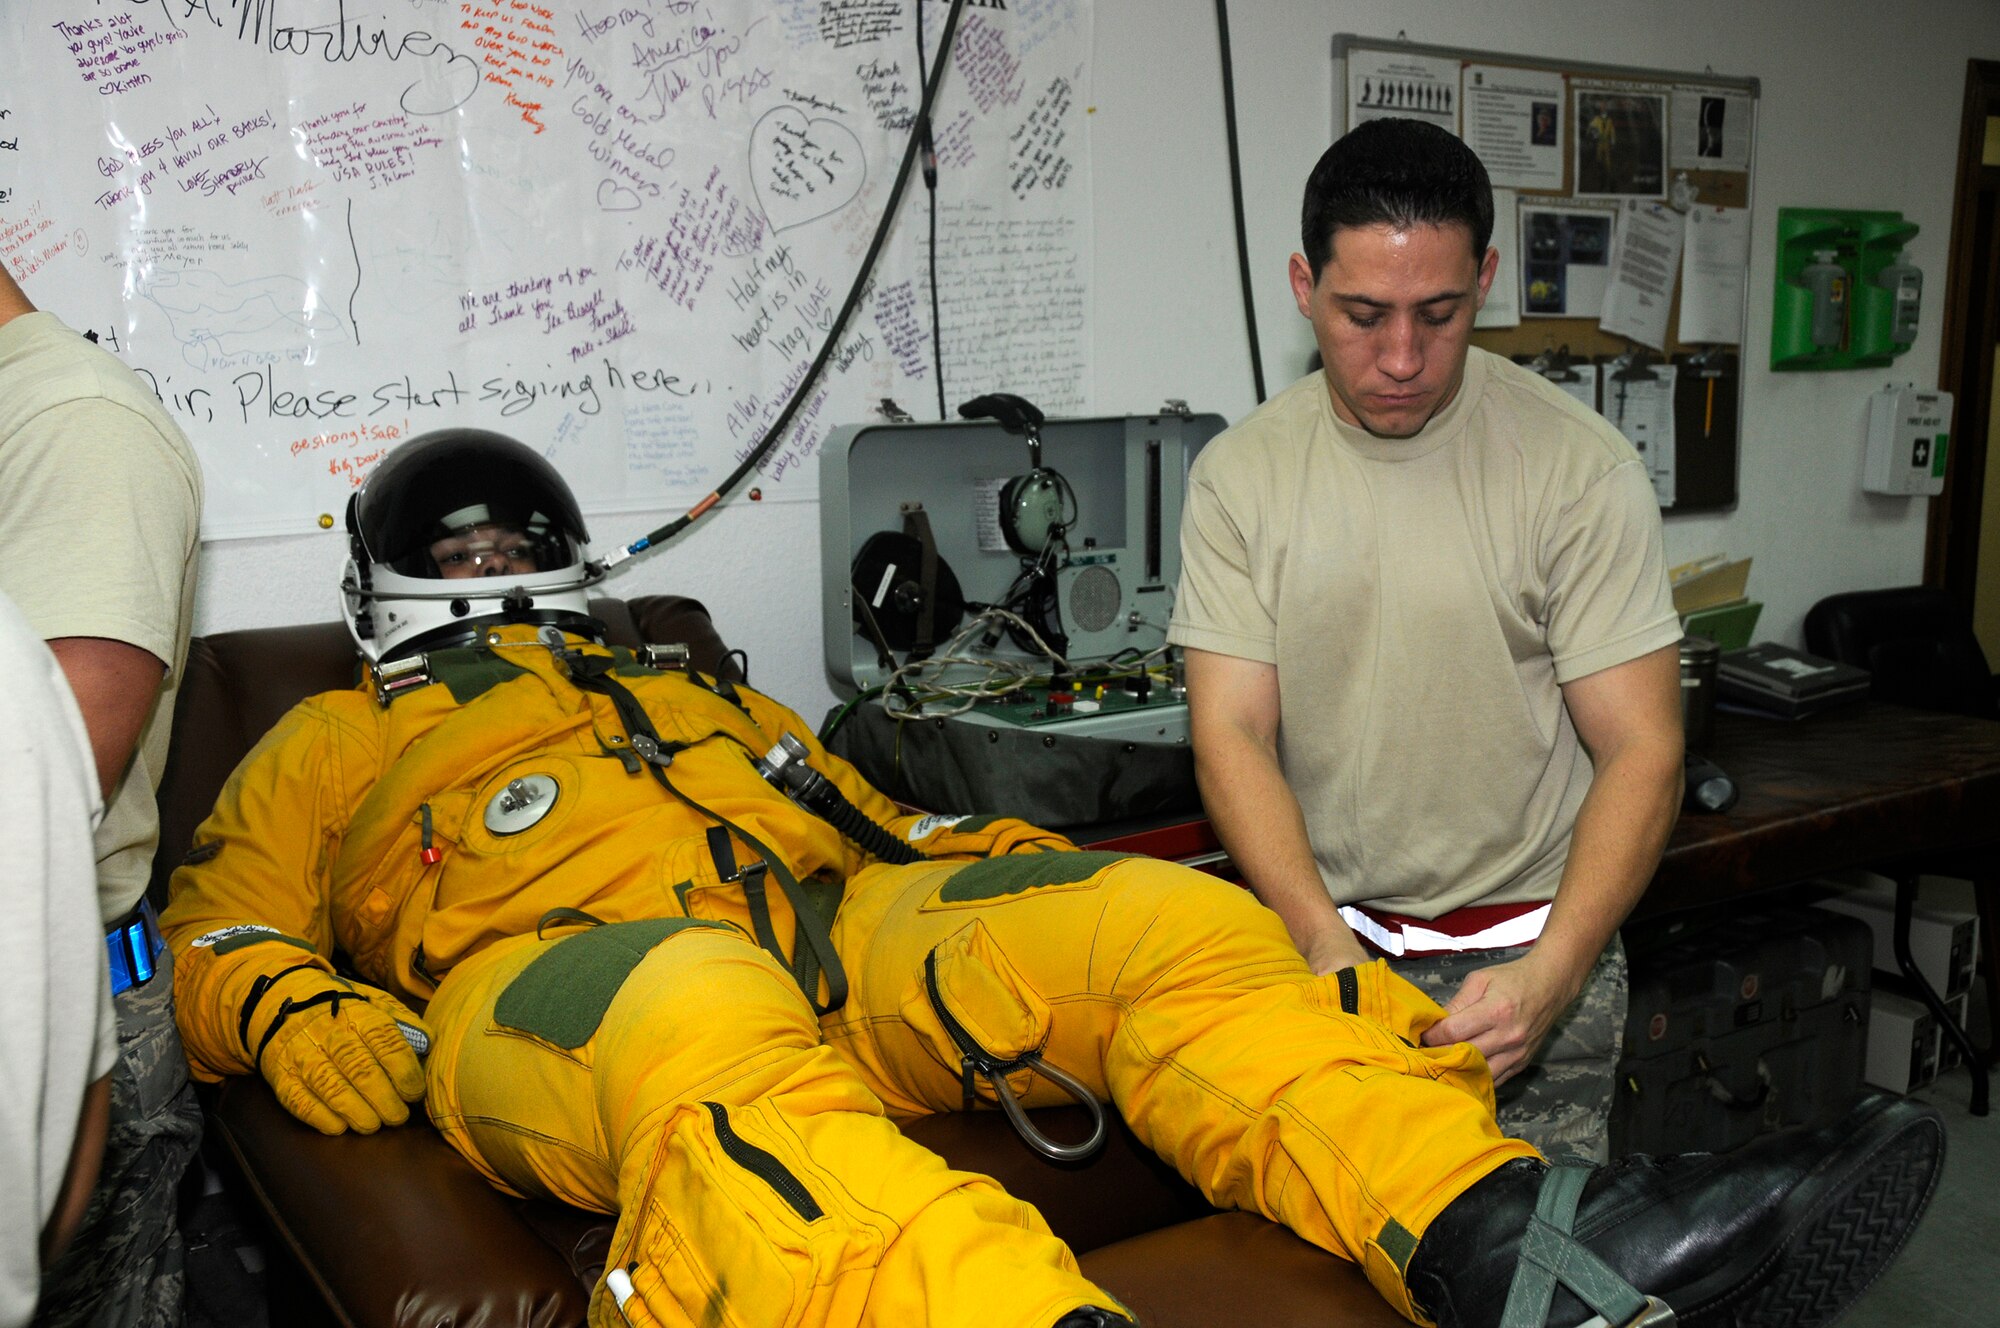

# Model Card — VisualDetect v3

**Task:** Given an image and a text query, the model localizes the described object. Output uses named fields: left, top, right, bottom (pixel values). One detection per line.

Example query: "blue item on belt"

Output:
left=107, top=898, right=167, bottom=997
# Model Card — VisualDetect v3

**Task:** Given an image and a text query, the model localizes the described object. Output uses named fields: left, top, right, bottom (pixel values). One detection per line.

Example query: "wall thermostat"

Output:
left=1864, top=385, right=1952, bottom=496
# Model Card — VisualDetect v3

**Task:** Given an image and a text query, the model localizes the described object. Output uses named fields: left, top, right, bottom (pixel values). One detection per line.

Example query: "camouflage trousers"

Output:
left=1385, top=933, right=1627, bottom=1166
left=35, top=944, right=202, bottom=1328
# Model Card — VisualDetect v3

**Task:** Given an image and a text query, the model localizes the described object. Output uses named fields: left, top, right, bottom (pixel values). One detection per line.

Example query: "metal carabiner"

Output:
left=982, top=1052, right=1109, bottom=1164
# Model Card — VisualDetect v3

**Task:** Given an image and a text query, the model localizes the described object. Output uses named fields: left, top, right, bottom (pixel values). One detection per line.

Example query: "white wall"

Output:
left=193, top=0, right=2000, bottom=720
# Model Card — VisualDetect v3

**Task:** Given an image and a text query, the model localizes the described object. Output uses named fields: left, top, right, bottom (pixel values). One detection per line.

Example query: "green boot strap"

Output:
left=1497, top=1165, right=1675, bottom=1328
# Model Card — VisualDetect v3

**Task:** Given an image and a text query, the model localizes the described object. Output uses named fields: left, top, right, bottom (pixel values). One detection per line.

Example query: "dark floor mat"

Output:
left=180, top=1181, right=269, bottom=1328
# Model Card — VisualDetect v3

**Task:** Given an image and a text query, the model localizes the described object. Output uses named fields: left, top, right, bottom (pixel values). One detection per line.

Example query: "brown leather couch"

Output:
left=151, top=597, right=1401, bottom=1328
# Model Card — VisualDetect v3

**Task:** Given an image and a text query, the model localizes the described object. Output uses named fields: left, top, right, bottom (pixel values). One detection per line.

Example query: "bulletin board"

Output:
left=1333, top=35, right=1760, bottom=512
left=0, top=1, right=1094, bottom=540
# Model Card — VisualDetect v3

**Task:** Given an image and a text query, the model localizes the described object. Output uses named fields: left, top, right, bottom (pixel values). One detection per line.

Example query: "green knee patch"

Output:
left=936, top=850, right=1132, bottom=902
left=494, top=918, right=732, bottom=1048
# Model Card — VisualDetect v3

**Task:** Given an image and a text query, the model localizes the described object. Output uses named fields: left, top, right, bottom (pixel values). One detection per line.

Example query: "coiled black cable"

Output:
left=760, top=747, right=925, bottom=866
left=600, top=0, right=970, bottom=568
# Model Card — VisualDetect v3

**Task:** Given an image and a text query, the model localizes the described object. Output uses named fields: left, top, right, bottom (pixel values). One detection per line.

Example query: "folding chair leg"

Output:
left=1975, top=867, right=1999, bottom=1061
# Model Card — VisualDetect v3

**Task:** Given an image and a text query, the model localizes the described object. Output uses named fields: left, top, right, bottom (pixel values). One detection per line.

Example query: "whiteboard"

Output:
left=0, top=0, right=1094, bottom=539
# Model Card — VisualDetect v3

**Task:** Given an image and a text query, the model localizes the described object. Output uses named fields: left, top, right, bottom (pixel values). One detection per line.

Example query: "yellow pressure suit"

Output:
left=161, top=625, right=1536, bottom=1327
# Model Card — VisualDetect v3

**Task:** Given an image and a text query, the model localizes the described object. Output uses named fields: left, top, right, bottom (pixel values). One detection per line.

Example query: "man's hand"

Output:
left=1422, top=951, right=1581, bottom=1084
left=1420, top=642, right=1680, bottom=1084
left=246, top=968, right=430, bottom=1135
left=1302, top=928, right=1373, bottom=977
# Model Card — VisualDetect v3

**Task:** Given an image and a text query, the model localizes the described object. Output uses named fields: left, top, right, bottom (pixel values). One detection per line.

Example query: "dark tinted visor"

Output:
left=351, top=429, right=588, bottom=577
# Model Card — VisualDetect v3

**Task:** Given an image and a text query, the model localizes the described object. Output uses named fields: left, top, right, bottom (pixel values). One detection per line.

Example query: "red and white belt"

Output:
left=1339, top=898, right=1551, bottom=958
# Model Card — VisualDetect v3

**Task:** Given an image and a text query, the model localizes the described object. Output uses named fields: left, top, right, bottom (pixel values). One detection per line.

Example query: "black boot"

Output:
left=1052, top=1310, right=1135, bottom=1327
left=1406, top=1093, right=1944, bottom=1328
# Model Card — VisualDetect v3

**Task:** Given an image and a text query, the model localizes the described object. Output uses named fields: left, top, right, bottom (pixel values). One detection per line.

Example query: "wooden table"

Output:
left=1646, top=703, right=2000, bottom=918
left=1652, top=702, right=2000, bottom=1115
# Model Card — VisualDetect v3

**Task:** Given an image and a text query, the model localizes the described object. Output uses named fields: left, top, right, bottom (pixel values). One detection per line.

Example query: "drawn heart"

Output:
left=596, top=179, right=641, bottom=212
left=749, top=107, right=866, bottom=233
left=401, top=47, right=482, bottom=116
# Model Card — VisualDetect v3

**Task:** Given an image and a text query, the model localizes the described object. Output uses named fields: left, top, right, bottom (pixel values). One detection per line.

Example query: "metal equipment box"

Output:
left=1864, top=990, right=1940, bottom=1094
left=1612, top=904, right=1872, bottom=1156
left=818, top=405, right=1224, bottom=826
left=1811, top=877, right=1980, bottom=1000
left=1871, top=974, right=1974, bottom=1082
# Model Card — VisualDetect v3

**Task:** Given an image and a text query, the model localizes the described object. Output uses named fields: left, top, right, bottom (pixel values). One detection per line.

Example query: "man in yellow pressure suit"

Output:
left=161, top=430, right=1942, bottom=1328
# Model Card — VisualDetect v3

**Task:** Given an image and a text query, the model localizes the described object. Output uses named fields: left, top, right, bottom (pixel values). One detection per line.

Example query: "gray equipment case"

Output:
left=818, top=406, right=1223, bottom=827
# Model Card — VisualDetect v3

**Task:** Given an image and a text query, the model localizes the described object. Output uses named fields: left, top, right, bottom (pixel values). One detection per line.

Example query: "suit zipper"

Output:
left=1337, top=967, right=1359, bottom=1015
left=701, top=1102, right=823, bottom=1222
left=927, top=947, right=1033, bottom=1108
left=924, top=948, right=992, bottom=1066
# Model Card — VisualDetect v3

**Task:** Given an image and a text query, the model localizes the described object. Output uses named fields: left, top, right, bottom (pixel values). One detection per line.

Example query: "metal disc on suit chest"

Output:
left=484, top=774, right=560, bottom=834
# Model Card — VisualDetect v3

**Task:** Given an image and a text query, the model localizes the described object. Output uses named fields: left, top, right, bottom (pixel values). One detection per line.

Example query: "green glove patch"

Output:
left=494, top=918, right=733, bottom=1048
left=207, top=927, right=319, bottom=958
left=936, top=850, right=1132, bottom=903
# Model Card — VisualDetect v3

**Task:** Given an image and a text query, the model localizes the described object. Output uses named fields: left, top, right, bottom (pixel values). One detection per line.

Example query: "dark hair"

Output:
left=1300, top=118, right=1494, bottom=277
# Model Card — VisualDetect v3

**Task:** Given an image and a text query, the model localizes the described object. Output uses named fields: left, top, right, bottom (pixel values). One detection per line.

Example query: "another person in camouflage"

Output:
left=32, top=961, right=204, bottom=1328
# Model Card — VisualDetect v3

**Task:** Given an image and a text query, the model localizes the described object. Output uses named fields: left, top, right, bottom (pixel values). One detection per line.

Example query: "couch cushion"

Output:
left=217, top=1079, right=1399, bottom=1328
left=209, top=1077, right=590, bottom=1328
left=1081, top=1212, right=1406, bottom=1328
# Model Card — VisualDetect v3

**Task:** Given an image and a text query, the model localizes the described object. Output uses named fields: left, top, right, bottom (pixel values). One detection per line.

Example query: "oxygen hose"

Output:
left=754, top=734, right=925, bottom=866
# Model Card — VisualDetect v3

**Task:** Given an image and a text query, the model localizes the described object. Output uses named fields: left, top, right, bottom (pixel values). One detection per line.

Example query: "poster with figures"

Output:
left=0, top=0, right=1092, bottom=539
left=1345, top=48, right=1458, bottom=133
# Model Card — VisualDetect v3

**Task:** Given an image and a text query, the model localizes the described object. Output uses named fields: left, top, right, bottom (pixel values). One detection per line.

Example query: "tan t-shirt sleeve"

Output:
left=0, top=399, right=200, bottom=675
left=1541, top=458, right=1683, bottom=684
left=1169, top=459, right=1280, bottom=664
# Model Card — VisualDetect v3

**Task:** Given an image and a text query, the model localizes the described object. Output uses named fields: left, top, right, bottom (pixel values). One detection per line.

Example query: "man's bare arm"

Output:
left=47, top=637, right=167, bottom=800
left=1534, top=642, right=1685, bottom=988
left=40, top=1073, right=110, bottom=1265
left=1425, top=643, right=1683, bottom=1080
left=1184, top=647, right=1370, bottom=974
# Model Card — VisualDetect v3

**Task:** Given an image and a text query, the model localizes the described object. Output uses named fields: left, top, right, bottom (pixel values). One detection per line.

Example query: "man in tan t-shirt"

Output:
left=1169, top=118, right=1683, bottom=1162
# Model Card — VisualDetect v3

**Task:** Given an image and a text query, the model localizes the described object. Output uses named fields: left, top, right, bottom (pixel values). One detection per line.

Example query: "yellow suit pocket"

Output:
left=1347, top=960, right=1494, bottom=1106
left=897, top=920, right=1053, bottom=1104
left=591, top=1099, right=878, bottom=1328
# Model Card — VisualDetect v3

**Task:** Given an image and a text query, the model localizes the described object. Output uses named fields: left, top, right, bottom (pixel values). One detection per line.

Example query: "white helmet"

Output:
left=341, top=428, right=602, bottom=662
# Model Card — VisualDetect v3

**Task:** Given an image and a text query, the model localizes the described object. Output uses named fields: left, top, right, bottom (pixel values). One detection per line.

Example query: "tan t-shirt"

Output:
left=0, top=311, right=203, bottom=922
left=1169, top=349, right=1679, bottom=918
